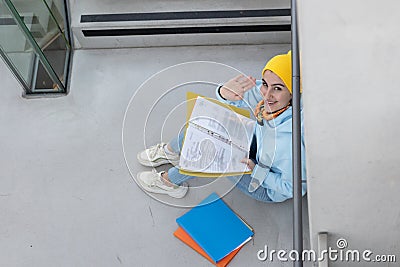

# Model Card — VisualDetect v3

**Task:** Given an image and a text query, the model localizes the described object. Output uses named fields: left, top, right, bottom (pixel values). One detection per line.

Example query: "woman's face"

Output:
left=260, top=70, right=292, bottom=113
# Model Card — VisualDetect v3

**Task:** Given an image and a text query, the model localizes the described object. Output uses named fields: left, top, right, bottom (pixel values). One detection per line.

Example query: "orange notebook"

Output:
left=174, top=227, right=242, bottom=267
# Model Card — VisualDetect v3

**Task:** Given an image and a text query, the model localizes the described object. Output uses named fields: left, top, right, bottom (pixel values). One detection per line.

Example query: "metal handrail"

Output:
left=291, top=0, right=303, bottom=266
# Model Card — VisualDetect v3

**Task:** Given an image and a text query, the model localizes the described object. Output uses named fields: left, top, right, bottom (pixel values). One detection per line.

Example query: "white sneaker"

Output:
left=137, top=143, right=180, bottom=167
left=136, top=170, right=188, bottom=199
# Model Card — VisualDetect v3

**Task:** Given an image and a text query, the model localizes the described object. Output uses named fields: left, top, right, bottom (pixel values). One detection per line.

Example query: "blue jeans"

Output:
left=168, top=131, right=273, bottom=203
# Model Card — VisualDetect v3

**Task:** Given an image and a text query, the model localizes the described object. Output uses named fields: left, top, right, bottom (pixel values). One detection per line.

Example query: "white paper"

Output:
left=179, top=97, right=256, bottom=174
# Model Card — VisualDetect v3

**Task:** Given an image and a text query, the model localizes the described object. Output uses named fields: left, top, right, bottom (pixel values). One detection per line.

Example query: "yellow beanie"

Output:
left=262, top=50, right=299, bottom=94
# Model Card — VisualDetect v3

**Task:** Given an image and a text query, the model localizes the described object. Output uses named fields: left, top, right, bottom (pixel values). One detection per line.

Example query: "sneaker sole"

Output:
left=137, top=154, right=179, bottom=167
left=136, top=172, right=188, bottom=199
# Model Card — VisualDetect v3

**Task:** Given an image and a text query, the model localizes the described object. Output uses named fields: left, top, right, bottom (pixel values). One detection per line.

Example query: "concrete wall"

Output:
left=299, top=0, right=400, bottom=266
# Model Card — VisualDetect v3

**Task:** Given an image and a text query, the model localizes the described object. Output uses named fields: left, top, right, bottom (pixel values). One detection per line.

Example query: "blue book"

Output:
left=176, top=193, right=254, bottom=262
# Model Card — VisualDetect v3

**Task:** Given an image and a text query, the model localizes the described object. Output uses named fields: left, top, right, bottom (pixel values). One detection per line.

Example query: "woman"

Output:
left=136, top=51, right=307, bottom=202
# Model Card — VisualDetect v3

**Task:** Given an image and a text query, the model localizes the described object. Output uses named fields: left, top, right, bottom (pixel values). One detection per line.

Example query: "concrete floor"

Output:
left=0, top=44, right=310, bottom=267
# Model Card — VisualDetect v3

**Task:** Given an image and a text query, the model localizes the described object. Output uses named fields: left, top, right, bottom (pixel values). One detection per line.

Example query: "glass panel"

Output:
left=0, top=1, right=36, bottom=89
left=35, top=56, right=60, bottom=91
left=9, top=0, right=70, bottom=89
left=44, top=0, right=66, bottom=36
left=41, top=34, right=67, bottom=89
left=33, top=34, right=68, bottom=92
left=1, top=0, right=71, bottom=94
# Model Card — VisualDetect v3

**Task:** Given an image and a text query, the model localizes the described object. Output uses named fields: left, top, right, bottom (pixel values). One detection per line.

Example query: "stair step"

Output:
left=72, top=8, right=291, bottom=48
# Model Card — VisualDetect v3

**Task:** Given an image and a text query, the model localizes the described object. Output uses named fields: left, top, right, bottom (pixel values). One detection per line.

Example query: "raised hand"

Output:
left=220, top=74, right=256, bottom=101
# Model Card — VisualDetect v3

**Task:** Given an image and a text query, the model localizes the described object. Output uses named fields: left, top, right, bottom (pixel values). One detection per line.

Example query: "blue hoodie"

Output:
left=216, top=80, right=307, bottom=202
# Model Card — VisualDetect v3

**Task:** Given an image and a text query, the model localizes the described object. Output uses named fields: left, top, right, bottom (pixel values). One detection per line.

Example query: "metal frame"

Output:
left=31, top=54, right=40, bottom=91
left=291, top=0, right=303, bottom=266
left=63, top=0, right=73, bottom=94
left=318, top=233, right=329, bottom=267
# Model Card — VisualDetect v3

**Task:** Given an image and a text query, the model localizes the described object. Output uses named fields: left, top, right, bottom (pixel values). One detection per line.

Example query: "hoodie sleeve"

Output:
left=215, top=80, right=263, bottom=108
left=253, top=144, right=307, bottom=202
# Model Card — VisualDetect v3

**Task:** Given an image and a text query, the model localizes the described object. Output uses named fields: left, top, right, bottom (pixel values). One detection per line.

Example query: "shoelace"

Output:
left=150, top=172, right=177, bottom=189
left=149, top=169, right=160, bottom=187
left=148, top=143, right=164, bottom=159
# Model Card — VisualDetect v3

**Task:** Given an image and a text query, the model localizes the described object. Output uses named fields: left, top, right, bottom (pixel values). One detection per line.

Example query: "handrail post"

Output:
left=291, top=0, right=303, bottom=266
